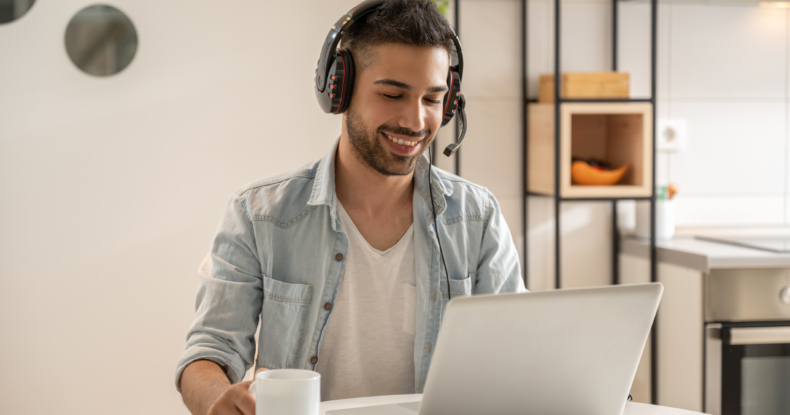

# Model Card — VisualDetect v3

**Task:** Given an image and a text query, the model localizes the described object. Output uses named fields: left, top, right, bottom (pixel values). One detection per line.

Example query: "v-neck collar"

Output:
left=337, top=201, right=414, bottom=256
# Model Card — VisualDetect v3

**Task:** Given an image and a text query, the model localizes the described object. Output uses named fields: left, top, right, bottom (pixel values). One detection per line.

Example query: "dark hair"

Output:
left=341, top=0, right=455, bottom=71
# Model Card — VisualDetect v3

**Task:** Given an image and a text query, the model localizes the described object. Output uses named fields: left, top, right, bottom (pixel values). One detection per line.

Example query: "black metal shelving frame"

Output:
left=521, top=0, right=660, bottom=404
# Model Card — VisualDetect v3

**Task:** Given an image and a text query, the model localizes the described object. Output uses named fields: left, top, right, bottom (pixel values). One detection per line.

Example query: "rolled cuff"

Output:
left=174, top=344, right=248, bottom=392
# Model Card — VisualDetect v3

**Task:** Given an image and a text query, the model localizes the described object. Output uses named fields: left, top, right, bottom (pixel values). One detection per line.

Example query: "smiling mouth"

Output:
left=383, top=132, right=421, bottom=147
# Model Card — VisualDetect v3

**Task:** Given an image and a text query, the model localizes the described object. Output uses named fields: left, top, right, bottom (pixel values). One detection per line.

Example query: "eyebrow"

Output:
left=374, top=79, right=449, bottom=94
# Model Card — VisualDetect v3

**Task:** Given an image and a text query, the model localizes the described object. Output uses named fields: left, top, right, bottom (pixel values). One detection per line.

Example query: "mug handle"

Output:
left=248, top=380, right=256, bottom=396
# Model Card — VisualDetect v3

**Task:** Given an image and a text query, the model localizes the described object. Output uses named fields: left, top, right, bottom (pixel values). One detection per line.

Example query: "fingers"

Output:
left=233, top=381, right=256, bottom=415
left=207, top=381, right=256, bottom=415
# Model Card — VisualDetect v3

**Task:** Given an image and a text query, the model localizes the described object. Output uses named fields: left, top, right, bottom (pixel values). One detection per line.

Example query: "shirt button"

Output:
left=324, top=303, right=332, bottom=310
left=310, top=356, right=318, bottom=364
left=335, top=254, right=343, bottom=261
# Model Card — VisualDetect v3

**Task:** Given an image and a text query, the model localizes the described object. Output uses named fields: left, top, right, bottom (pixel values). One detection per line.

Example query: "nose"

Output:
left=398, top=98, right=426, bottom=136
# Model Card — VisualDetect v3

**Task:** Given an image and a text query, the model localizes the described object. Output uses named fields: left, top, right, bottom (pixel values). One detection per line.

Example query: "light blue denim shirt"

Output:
left=175, top=141, right=526, bottom=393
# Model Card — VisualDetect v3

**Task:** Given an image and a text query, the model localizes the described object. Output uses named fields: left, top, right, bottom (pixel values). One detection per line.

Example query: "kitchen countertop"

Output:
left=621, top=227, right=790, bottom=273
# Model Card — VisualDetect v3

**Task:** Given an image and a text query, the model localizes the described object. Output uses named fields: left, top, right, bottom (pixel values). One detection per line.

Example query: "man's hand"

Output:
left=181, top=360, right=268, bottom=415
left=207, top=368, right=269, bottom=415
left=206, top=380, right=254, bottom=415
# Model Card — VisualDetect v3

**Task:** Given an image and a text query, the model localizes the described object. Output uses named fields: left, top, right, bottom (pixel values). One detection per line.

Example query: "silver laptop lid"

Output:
left=419, top=283, right=662, bottom=415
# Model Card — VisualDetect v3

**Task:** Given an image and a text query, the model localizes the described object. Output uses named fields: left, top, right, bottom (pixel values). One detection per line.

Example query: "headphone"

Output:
left=314, top=0, right=468, bottom=157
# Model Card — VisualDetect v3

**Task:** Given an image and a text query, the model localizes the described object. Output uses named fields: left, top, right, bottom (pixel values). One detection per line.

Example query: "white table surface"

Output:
left=319, top=394, right=707, bottom=415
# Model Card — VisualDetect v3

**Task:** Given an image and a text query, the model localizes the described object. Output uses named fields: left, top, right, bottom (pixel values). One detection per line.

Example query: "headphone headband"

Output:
left=315, top=0, right=462, bottom=93
left=315, top=0, right=385, bottom=93
left=449, top=29, right=463, bottom=79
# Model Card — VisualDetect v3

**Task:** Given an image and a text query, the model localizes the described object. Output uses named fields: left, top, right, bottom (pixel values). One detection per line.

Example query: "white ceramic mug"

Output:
left=248, top=369, right=321, bottom=415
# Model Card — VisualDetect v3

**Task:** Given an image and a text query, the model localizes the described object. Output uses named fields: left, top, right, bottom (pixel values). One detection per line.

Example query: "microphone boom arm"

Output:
left=443, top=94, right=467, bottom=157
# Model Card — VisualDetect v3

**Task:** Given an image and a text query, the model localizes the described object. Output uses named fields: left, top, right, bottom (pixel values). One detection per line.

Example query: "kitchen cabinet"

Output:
left=621, top=230, right=790, bottom=414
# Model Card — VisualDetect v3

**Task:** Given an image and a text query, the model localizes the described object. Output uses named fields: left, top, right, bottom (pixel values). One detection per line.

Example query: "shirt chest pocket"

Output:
left=439, top=273, right=474, bottom=317
left=441, top=273, right=473, bottom=301
left=258, top=275, right=312, bottom=370
left=437, top=274, right=474, bottom=326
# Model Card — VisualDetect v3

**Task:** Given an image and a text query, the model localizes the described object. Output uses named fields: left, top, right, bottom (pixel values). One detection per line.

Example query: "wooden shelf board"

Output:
left=527, top=185, right=652, bottom=199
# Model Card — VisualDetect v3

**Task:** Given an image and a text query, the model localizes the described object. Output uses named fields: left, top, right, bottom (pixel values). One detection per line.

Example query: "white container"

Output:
left=635, top=199, right=675, bottom=240
left=248, top=369, right=320, bottom=415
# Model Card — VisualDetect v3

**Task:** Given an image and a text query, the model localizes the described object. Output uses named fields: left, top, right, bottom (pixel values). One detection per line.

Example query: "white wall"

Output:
left=661, top=2, right=789, bottom=226
left=0, top=1, right=361, bottom=414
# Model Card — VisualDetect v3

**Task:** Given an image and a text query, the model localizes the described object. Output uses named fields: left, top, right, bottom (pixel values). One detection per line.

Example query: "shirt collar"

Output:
left=308, top=139, right=454, bottom=230
left=413, top=153, right=452, bottom=217
left=307, top=139, right=340, bottom=230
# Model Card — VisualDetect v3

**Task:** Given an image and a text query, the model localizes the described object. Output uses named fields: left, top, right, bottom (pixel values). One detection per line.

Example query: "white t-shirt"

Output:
left=314, top=202, right=417, bottom=401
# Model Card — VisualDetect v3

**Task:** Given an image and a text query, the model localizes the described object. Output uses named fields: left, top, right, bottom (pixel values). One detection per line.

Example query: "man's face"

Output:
left=344, top=43, right=450, bottom=176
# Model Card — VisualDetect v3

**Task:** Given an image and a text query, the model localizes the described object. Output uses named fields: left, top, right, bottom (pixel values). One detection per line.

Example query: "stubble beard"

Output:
left=345, top=106, right=431, bottom=177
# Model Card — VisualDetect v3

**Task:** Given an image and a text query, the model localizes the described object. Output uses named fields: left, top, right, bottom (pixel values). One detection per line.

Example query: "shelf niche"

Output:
left=528, top=102, right=653, bottom=198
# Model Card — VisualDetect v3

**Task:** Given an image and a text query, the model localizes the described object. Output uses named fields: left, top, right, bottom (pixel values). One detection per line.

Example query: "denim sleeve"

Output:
left=474, top=191, right=527, bottom=295
left=175, top=193, right=263, bottom=391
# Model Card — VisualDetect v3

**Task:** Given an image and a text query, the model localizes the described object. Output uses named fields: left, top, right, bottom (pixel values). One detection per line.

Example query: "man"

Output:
left=176, top=1, right=525, bottom=414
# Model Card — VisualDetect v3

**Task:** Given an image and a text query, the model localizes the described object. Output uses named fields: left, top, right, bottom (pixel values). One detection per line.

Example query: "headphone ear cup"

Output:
left=315, top=50, right=356, bottom=114
left=316, top=53, right=339, bottom=113
left=335, top=49, right=356, bottom=114
left=441, top=68, right=461, bottom=127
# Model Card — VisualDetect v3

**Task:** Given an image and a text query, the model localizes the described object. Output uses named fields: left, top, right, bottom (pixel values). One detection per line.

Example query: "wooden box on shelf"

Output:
left=528, top=102, right=653, bottom=198
left=539, top=72, right=629, bottom=103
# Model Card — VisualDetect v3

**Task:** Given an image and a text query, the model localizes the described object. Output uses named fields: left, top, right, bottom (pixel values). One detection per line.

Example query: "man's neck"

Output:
left=334, top=134, right=414, bottom=216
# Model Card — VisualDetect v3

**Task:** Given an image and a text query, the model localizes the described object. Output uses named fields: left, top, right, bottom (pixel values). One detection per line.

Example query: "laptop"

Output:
left=327, top=283, right=662, bottom=415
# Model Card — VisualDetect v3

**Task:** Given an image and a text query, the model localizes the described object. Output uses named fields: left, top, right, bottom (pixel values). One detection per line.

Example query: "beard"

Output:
left=345, top=106, right=432, bottom=176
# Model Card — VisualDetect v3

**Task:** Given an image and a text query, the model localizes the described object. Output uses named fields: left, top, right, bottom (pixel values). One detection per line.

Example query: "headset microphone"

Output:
left=442, top=95, right=466, bottom=157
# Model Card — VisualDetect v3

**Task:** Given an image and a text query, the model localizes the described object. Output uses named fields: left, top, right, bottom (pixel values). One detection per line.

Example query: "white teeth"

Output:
left=385, top=133, right=418, bottom=147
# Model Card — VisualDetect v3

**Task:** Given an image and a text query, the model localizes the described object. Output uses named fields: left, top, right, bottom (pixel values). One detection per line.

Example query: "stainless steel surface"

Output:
left=65, top=5, right=138, bottom=77
left=705, top=269, right=790, bottom=322
left=728, top=326, right=790, bottom=345
left=704, top=324, right=722, bottom=415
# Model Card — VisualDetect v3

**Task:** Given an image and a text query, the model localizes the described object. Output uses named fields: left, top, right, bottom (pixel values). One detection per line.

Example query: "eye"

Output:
left=382, top=94, right=401, bottom=100
left=424, top=98, right=442, bottom=105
